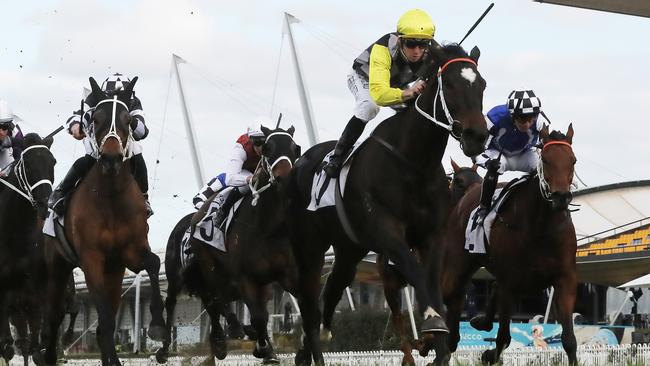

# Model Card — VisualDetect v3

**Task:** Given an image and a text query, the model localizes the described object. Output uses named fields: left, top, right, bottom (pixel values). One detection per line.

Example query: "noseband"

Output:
left=414, top=57, right=478, bottom=141
left=0, top=145, right=53, bottom=206
left=249, top=131, right=295, bottom=206
left=537, top=140, right=573, bottom=201
left=90, top=96, right=134, bottom=160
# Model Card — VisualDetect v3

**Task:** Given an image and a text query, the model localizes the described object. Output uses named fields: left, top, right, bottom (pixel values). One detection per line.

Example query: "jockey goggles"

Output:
left=403, top=39, right=431, bottom=49
left=0, top=122, right=13, bottom=131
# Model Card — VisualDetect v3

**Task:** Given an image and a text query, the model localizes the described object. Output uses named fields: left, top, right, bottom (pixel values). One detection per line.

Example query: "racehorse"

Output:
left=188, top=125, right=301, bottom=365
left=376, top=158, right=481, bottom=365
left=288, top=42, right=488, bottom=366
left=41, top=77, right=167, bottom=366
left=155, top=212, right=249, bottom=364
left=0, top=133, right=55, bottom=365
left=429, top=125, right=578, bottom=365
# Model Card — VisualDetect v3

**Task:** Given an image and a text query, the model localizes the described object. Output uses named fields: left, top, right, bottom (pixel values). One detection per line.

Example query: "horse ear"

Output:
left=260, top=125, right=272, bottom=137
left=118, top=76, right=137, bottom=103
left=450, top=157, right=460, bottom=173
left=86, top=77, right=104, bottom=107
left=287, top=125, right=295, bottom=136
left=540, top=124, right=550, bottom=142
left=566, top=123, right=574, bottom=144
left=469, top=46, right=481, bottom=63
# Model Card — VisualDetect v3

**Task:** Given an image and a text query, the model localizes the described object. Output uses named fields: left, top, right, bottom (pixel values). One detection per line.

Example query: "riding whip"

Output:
left=44, top=125, right=65, bottom=140
left=459, top=3, right=494, bottom=45
left=275, top=113, right=283, bottom=129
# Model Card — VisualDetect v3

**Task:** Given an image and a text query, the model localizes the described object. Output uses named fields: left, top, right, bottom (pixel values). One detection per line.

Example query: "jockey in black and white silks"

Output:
left=473, top=89, right=548, bottom=222
left=193, top=130, right=265, bottom=228
left=48, top=73, right=153, bottom=217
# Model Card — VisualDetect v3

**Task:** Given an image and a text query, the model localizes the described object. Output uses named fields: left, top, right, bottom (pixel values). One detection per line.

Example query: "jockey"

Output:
left=323, top=9, right=437, bottom=177
left=0, top=100, right=25, bottom=174
left=48, top=73, right=153, bottom=217
left=196, top=130, right=265, bottom=228
left=474, top=89, right=547, bottom=221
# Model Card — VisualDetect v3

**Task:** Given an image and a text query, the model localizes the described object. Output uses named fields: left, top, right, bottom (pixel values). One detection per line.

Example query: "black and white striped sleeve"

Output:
left=129, top=96, right=149, bottom=141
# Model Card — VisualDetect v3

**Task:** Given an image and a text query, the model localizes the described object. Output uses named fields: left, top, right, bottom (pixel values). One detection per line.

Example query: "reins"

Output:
left=0, top=145, right=53, bottom=206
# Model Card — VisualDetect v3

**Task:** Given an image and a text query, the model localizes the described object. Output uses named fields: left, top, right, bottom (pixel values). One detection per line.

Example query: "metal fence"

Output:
left=7, top=344, right=650, bottom=365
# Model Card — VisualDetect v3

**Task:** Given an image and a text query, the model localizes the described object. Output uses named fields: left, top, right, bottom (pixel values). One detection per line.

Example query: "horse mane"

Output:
left=440, top=42, right=469, bottom=58
left=548, top=130, right=568, bottom=141
left=22, top=133, right=43, bottom=147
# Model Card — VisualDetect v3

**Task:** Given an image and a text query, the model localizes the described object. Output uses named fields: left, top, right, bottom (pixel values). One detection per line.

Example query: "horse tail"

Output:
left=165, top=213, right=194, bottom=290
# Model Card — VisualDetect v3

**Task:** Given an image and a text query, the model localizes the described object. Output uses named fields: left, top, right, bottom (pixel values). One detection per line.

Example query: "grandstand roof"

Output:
left=534, top=0, right=650, bottom=18
left=572, top=180, right=650, bottom=245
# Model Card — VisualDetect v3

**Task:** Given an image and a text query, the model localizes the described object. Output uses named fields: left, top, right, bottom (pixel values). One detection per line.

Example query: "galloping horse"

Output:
left=377, top=158, right=481, bottom=365
left=288, top=42, right=488, bottom=365
left=42, top=77, right=166, bottom=366
left=188, top=125, right=301, bottom=364
left=431, top=125, right=578, bottom=365
left=0, top=133, right=55, bottom=365
left=155, top=212, right=248, bottom=364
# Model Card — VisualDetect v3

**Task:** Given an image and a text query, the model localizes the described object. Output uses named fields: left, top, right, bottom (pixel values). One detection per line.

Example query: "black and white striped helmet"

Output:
left=101, top=73, right=131, bottom=94
left=507, top=90, right=541, bottom=117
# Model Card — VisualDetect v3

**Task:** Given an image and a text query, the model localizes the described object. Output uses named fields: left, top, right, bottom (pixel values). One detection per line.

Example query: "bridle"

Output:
left=0, top=145, right=53, bottom=206
left=88, top=96, right=135, bottom=161
left=248, top=131, right=295, bottom=206
left=537, top=140, right=573, bottom=202
left=414, top=57, right=478, bottom=141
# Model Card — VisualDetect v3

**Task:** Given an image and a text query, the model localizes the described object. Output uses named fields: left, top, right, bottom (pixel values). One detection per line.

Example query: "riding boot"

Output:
left=48, top=154, right=95, bottom=216
left=476, top=159, right=500, bottom=224
left=322, top=116, right=366, bottom=178
left=131, top=153, right=153, bottom=217
left=214, top=187, right=244, bottom=229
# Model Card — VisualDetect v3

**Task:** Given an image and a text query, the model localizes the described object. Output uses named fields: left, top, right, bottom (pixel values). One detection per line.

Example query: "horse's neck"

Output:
left=251, top=180, right=287, bottom=232
left=520, top=176, right=568, bottom=237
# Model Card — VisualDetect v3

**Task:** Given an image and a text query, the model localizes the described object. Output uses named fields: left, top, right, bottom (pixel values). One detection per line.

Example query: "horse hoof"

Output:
left=148, top=325, right=167, bottom=342
left=227, top=324, right=245, bottom=339
left=154, top=348, right=168, bottom=364
left=420, top=315, right=449, bottom=334
left=2, top=344, right=15, bottom=361
left=263, top=355, right=280, bottom=364
left=481, top=349, right=498, bottom=365
left=470, top=315, right=493, bottom=332
left=295, top=348, right=312, bottom=366
left=243, top=325, right=258, bottom=340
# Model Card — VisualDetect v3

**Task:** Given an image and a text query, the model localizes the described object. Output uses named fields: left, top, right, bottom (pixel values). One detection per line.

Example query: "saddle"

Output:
left=186, top=188, right=243, bottom=253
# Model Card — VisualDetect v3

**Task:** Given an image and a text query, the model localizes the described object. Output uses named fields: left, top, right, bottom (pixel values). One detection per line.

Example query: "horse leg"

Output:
left=85, top=260, right=124, bottom=366
left=41, top=252, right=73, bottom=366
left=62, top=310, right=78, bottom=347
left=155, top=274, right=179, bottom=364
left=295, top=261, right=325, bottom=366
left=481, top=287, right=512, bottom=366
left=321, top=245, right=368, bottom=337
left=369, top=208, right=446, bottom=333
left=470, top=281, right=498, bottom=332
left=555, top=275, right=578, bottom=365
left=381, top=264, right=415, bottom=366
left=242, top=281, right=278, bottom=365
left=132, top=250, right=166, bottom=341
left=202, top=293, right=227, bottom=363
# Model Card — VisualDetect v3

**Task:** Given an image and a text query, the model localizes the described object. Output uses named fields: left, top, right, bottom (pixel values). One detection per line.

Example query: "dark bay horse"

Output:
left=430, top=125, right=578, bottom=365
left=0, top=133, right=55, bottom=365
left=42, top=77, right=166, bottom=366
left=288, top=43, right=488, bottom=365
left=188, top=126, right=301, bottom=365
left=155, top=212, right=248, bottom=364
left=377, top=158, right=481, bottom=365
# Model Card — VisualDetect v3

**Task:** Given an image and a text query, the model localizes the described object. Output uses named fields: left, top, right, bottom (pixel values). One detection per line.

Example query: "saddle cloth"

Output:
left=464, top=175, right=530, bottom=254
left=187, top=187, right=243, bottom=253
left=307, top=139, right=366, bottom=211
left=43, top=210, right=79, bottom=265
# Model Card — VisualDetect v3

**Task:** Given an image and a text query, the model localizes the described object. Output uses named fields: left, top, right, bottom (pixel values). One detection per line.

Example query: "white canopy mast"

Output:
left=283, top=12, right=320, bottom=147
left=172, top=53, right=205, bottom=188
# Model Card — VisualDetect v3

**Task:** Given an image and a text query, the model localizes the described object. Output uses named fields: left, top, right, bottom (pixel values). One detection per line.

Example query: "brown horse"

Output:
left=42, top=77, right=166, bottom=366
left=429, top=125, right=578, bottom=365
left=377, top=159, right=481, bottom=365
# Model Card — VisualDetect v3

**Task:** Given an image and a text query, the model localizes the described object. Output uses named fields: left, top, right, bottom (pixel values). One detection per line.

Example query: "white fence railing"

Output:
left=8, top=344, right=650, bottom=365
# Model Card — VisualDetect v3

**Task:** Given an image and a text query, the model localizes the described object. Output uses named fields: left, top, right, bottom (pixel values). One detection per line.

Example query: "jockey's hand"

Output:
left=70, top=123, right=85, bottom=140
left=401, top=80, right=426, bottom=101
left=486, top=158, right=501, bottom=172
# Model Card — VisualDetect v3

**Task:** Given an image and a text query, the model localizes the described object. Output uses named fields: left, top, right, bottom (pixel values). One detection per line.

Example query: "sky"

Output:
left=1, top=0, right=649, bottom=253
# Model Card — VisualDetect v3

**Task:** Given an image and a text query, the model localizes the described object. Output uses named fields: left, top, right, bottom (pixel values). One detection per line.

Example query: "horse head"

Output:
left=538, top=124, right=576, bottom=211
left=16, top=133, right=56, bottom=219
left=449, top=158, right=481, bottom=203
left=422, top=42, right=488, bottom=157
left=87, top=76, right=138, bottom=173
left=259, top=125, right=301, bottom=182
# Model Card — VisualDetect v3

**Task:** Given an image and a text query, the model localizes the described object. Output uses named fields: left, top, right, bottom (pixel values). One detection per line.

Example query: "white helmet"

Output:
left=0, top=100, right=14, bottom=123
